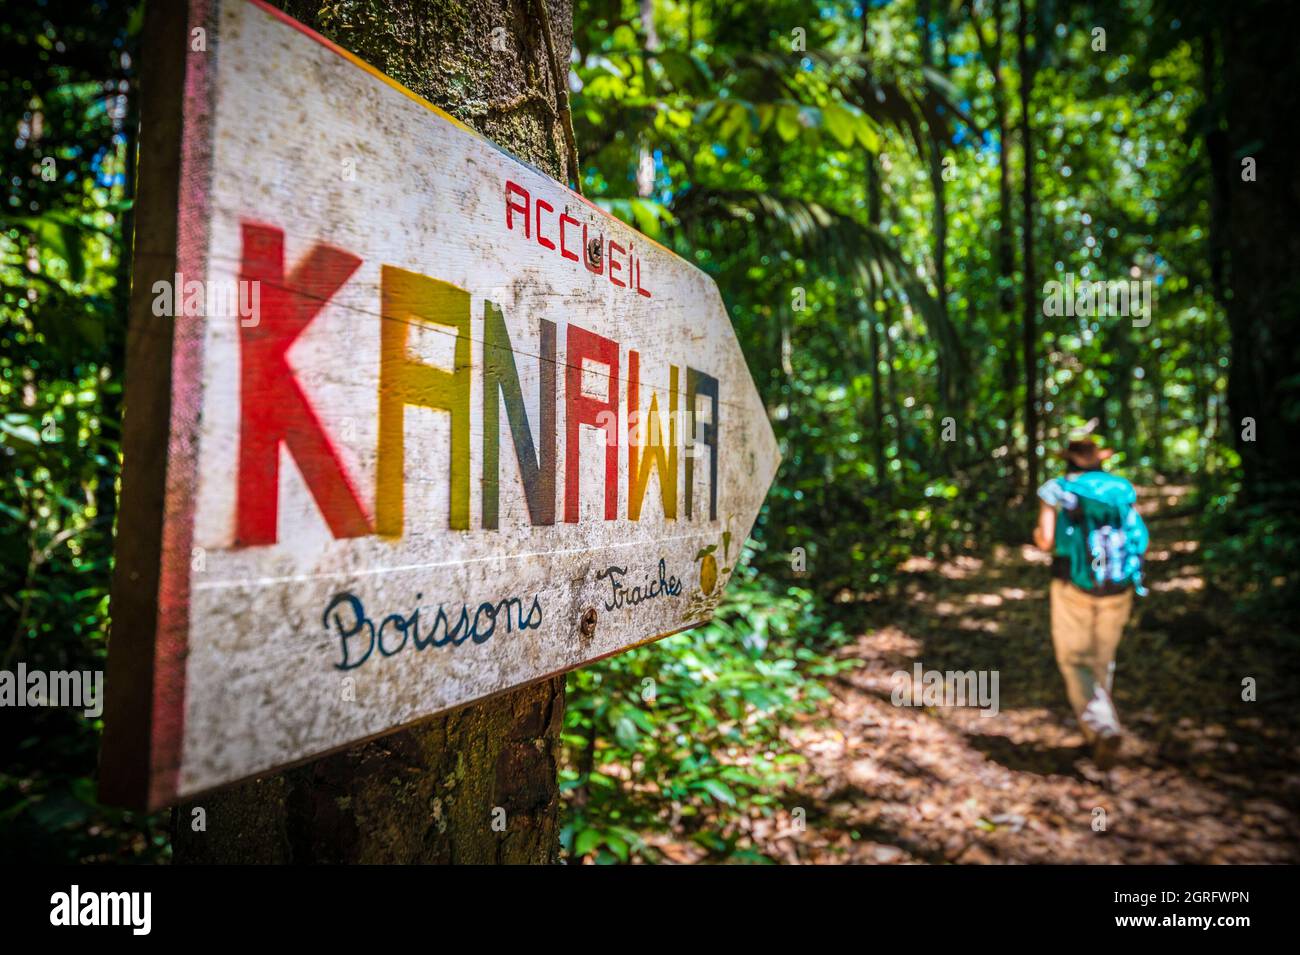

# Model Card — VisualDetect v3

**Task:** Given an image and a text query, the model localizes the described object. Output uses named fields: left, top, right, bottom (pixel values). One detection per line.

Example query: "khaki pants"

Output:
left=1049, top=579, right=1133, bottom=741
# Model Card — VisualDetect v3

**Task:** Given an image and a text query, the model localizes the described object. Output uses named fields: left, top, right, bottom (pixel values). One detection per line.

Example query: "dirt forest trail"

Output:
left=754, top=486, right=1300, bottom=864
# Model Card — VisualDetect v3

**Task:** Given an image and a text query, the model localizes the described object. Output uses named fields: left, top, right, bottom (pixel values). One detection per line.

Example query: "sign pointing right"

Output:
left=100, top=0, right=780, bottom=810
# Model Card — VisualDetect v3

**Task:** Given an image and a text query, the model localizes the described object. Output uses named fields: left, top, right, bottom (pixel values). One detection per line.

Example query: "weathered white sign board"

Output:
left=101, top=0, right=779, bottom=809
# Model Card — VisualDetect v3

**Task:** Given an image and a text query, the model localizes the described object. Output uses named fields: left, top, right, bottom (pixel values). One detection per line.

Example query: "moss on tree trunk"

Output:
left=171, top=0, right=574, bottom=864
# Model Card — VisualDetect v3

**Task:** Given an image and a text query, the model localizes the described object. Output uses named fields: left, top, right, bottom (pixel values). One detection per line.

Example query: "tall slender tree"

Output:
left=919, top=0, right=953, bottom=420
left=1017, top=0, right=1041, bottom=499
left=968, top=0, right=1019, bottom=466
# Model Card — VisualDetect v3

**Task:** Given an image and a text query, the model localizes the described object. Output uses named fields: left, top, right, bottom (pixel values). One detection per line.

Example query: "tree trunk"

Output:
left=1150, top=340, right=1165, bottom=475
left=968, top=0, right=1018, bottom=480
left=919, top=0, right=953, bottom=419
left=1200, top=30, right=1229, bottom=308
left=864, top=138, right=890, bottom=491
left=636, top=0, right=657, bottom=196
left=883, top=312, right=903, bottom=454
left=1220, top=1, right=1300, bottom=498
left=1017, top=0, right=1040, bottom=500
left=172, top=0, right=575, bottom=865
left=1198, top=28, right=1227, bottom=479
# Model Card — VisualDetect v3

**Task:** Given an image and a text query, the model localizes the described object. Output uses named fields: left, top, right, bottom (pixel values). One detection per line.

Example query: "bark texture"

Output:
left=172, top=0, right=574, bottom=864
left=1016, top=0, right=1039, bottom=501
left=1221, top=1, right=1300, bottom=498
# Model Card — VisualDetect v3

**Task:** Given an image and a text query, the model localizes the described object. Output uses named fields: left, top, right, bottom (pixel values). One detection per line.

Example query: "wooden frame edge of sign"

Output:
left=99, top=0, right=217, bottom=812
left=143, top=621, right=701, bottom=813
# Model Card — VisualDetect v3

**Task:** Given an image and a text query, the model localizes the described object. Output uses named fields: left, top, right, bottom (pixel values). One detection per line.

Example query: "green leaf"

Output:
left=695, top=778, right=737, bottom=806
left=823, top=104, right=856, bottom=148
left=574, top=828, right=602, bottom=856
left=775, top=104, right=802, bottom=142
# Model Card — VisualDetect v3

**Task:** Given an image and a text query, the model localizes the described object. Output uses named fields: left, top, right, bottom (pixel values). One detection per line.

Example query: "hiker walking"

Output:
left=1033, top=437, right=1148, bottom=767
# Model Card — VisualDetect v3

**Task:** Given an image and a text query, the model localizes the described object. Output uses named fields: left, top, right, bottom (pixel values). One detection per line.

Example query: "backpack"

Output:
left=1053, top=471, right=1149, bottom=596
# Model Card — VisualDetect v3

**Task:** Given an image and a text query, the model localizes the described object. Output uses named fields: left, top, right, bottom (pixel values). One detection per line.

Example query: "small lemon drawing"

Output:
left=699, top=552, right=718, bottom=595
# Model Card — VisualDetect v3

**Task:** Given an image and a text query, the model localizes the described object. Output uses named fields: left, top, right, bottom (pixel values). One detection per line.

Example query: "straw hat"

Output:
left=1060, top=438, right=1114, bottom=470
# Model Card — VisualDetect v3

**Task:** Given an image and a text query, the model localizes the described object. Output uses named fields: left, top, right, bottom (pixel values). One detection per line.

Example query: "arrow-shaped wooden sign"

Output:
left=100, top=0, right=779, bottom=810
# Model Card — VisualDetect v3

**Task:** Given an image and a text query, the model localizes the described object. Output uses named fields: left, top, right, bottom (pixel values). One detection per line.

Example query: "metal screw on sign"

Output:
left=579, top=607, right=598, bottom=638
left=586, top=236, right=602, bottom=268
